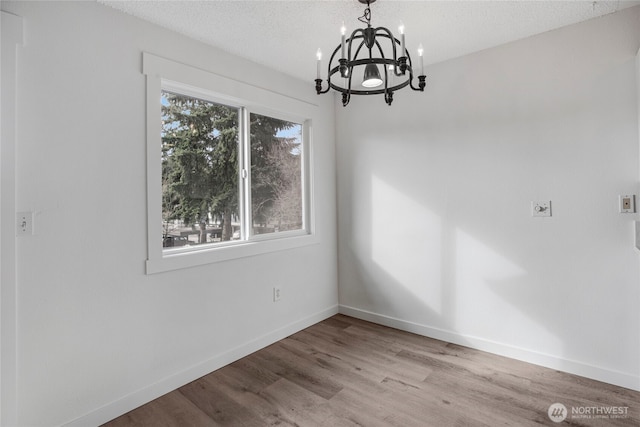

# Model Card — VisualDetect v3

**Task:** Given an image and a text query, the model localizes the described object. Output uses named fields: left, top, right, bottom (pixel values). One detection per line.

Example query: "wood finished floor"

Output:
left=103, top=315, right=639, bottom=426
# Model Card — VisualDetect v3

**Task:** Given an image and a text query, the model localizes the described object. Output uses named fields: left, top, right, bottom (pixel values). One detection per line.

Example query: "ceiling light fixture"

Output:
left=315, top=0, right=426, bottom=106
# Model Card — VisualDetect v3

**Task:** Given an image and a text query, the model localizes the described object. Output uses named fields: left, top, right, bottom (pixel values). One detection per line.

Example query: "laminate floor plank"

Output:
left=178, top=374, right=265, bottom=427
left=329, top=383, right=461, bottom=427
left=258, top=377, right=362, bottom=427
left=246, top=342, right=344, bottom=400
left=423, top=369, right=547, bottom=426
left=201, top=372, right=302, bottom=427
left=283, top=332, right=397, bottom=391
left=280, top=332, right=428, bottom=390
left=103, top=389, right=220, bottom=427
left=223, top=356, right=282, bottom=392
left=292, top=326, right=434, bottom=387
left=103, top=314, right=640, bottom=426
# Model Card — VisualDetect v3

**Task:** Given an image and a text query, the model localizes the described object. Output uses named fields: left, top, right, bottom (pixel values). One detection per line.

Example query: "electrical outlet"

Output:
left=620, top=195, right=635, bottom=213
left=17, top=211, right=33, bottom=236
left=273, top=287, right=281, bottom=302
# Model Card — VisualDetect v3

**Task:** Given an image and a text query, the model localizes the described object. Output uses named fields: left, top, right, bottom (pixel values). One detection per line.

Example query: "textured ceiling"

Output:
left=99, top=0, right=640, bottom=82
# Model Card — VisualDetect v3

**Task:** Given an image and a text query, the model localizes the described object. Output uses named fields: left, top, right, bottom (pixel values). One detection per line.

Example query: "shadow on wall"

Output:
left=338, top=136, right=615, bottom=376
left=337, top=14, right=640, bottom=387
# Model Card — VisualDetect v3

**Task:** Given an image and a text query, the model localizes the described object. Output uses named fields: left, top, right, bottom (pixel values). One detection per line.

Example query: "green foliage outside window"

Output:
left=161, top=91, right=303, bottom=249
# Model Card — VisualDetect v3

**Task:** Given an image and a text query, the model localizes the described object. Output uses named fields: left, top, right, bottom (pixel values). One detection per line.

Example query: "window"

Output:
left=144, top=53, right=315, bottom=273
left=161, top=92, right=241, bottom=249
left=249, top=112, right=304, bottom=237
left=161, top=91, right=305, bottom=249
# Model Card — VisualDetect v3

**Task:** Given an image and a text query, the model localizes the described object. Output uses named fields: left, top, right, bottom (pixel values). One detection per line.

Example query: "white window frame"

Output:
left=143, top=53, right=317, bottom=274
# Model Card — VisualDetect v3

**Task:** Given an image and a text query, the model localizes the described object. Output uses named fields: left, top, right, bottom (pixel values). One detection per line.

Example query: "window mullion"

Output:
left=239, top=107, right=252, bottom=240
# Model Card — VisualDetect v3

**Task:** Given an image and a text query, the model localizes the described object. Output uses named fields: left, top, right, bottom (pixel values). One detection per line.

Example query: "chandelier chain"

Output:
left=358, top=1, right=372, bottom=26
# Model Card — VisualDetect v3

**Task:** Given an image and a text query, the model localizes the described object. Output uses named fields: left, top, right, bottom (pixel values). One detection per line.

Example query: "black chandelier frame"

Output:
left=315, top=0, right=426, bottom=106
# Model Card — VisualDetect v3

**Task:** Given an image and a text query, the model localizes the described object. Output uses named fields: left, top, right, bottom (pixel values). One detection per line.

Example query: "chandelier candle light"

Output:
left=315, top=0, right=426, bottom=106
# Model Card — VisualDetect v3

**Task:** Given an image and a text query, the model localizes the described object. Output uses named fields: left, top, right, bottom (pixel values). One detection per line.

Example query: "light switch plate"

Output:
left=532, top=201, right=551, bottom=217
left=17, top=211, right=33, bottom=235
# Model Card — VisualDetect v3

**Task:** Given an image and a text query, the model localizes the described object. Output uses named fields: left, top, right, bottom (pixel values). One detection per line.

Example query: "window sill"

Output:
left=146, top=233, right=319, bottom=274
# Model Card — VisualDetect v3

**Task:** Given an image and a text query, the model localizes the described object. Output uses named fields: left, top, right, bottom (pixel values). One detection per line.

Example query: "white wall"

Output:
left=1, top=10, right=23, bottom=427
left=337, top=6, right=640, bottom=391
left=1, top=1, right=337, bottom=426
left=3, top=1, right=639, bottom=424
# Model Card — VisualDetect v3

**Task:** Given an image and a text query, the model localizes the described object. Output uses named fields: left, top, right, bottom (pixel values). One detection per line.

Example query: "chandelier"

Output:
left=315, top=0, right=426, bottom=106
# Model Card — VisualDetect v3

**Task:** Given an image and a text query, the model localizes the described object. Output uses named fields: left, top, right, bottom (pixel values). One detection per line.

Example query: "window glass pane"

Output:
left=250, top=113, right=303, bottom=236
left=161, top=90, right=240, bottom=249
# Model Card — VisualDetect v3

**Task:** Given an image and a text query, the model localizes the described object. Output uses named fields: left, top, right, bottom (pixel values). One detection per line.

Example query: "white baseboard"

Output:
left=64, top=304, right=339, bottom=427
left=339, top=304, right=640, bottom=392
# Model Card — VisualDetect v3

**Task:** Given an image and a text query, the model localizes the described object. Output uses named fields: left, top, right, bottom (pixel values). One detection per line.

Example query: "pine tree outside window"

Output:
left=143, top=53, right=315, bottom=274
left=161, top=92, right=304, bottom=250
left=161, top=92, right=240, bottom=248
